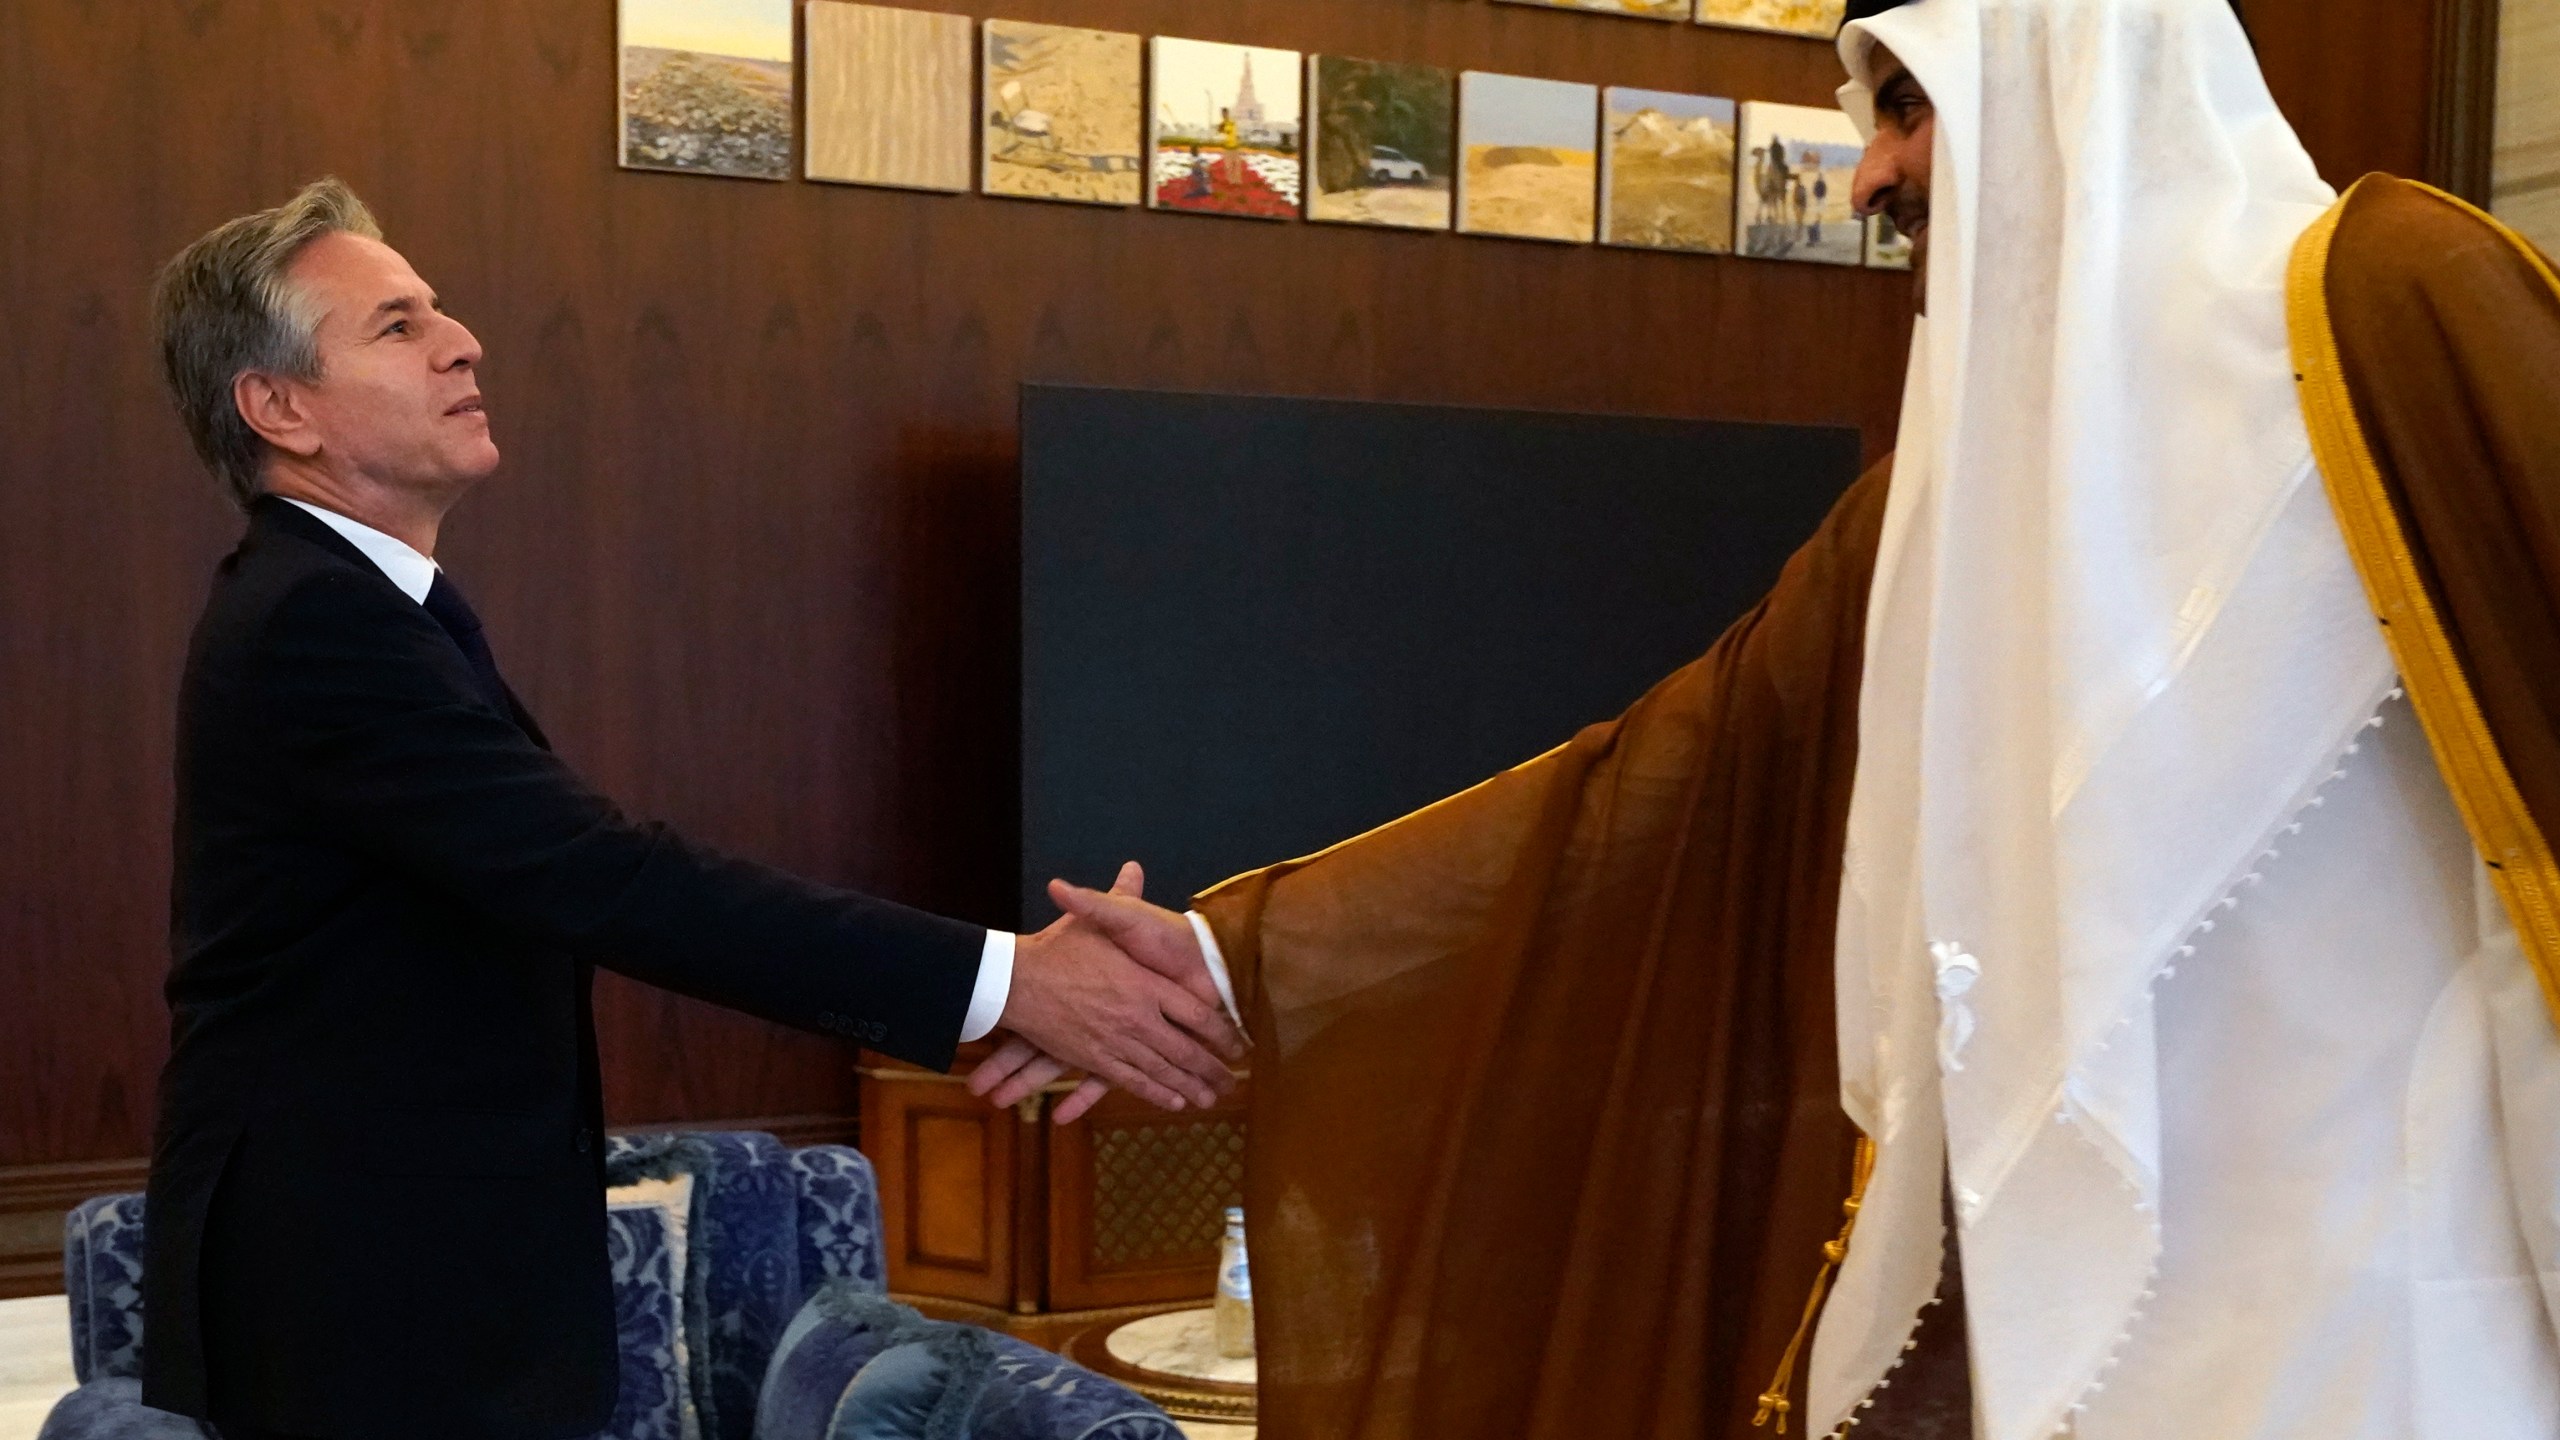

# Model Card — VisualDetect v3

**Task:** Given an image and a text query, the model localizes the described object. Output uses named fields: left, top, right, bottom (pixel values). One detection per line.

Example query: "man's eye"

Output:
left=383, top=321, right=408, bottom=336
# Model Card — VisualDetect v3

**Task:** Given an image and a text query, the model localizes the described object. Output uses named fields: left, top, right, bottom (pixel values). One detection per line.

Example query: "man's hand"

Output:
left=1045, top=869, right=1222, bottom=1016
left=976, top=862, right=1243, bottom=1115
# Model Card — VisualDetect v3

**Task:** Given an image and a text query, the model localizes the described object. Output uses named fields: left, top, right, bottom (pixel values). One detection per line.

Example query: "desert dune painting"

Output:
left=1736, top=100, right=1865, bottom=265
left=982, top=20, right=1145, bottom=206
left=1493, top=0, right=1691, bottom=20
left=1601, top=87, right=1736, bottom=253
left=619, top=0, right=794, bottom=180
left=1150, top=37, right=1304, bottom=220
left=1307, top=56, right=1455, bottom=231
left=1456, top=72, right=1599, bottom=244
left=1694, top=0, right=1849, bottom=38
left=803, top=2, right=973, bottom=193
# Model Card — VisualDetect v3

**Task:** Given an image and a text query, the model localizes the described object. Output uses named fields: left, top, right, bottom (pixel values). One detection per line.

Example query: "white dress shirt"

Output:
left=279, top=497, right=1016, bottom=1043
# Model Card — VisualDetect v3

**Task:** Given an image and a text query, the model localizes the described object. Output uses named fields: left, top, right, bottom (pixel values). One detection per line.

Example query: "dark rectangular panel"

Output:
left=1020, top=385, right=1860, bottom=925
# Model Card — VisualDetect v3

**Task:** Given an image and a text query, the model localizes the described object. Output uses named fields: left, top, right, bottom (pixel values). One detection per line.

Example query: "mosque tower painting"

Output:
left=1146, top=36, right=1304, bottom=219
left=1234, top=53, right=1266, bottom=134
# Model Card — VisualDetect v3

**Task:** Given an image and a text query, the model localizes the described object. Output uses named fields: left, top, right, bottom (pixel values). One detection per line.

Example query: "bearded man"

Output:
left=979, top=1, right=2560, bottom=1436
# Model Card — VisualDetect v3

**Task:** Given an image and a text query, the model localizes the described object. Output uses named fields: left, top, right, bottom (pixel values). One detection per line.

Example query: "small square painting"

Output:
left=982, top=19, right=1145, bottom=206
left=1694, top=0, right=1849, bottom=38
left=619, top=0, right=795, bottom=180
left=1456, top=72, right=1599, bottom=244
left=1150, top=37, right=1305, bottom=220
left=1307, top=56, right=1456, bottom=231
left=803, top=3, right=974, bottom=192
left=1601, top=87, right=1736, bottom=253
left=1736, top=100, right=1866, bottom=265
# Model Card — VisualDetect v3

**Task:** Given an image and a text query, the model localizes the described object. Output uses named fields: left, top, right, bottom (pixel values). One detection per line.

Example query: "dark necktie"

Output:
left=421, top=572, right=513, bottom=716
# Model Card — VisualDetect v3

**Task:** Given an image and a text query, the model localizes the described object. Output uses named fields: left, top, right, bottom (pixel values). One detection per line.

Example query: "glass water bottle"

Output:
left=1214, top=1204, right=1255, bottom=1359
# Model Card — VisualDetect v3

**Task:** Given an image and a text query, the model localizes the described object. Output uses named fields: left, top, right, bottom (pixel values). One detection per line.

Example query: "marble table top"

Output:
left=1103, top=1308, right=1259, bottom=1388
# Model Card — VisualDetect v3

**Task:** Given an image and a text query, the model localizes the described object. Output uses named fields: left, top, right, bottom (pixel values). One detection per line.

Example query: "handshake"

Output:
left=965, top=862, right=1244, bottom=1125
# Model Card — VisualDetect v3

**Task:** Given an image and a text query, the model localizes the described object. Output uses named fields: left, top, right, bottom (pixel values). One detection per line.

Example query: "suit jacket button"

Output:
left=574, top=1129, right=593, bottom=1155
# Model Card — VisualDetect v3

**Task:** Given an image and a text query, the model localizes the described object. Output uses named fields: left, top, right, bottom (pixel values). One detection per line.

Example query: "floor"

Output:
left=0, top=1294, right=74, bottom=1440
left=0, top=1292, right=1254, bottom=1440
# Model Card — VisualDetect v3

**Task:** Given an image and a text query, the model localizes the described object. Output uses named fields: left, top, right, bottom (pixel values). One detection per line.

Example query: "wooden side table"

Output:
left=859, top=1044, right=1250, bottom=1342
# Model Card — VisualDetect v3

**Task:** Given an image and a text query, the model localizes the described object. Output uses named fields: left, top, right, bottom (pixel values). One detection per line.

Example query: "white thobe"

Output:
left=2078, top=696, right=2560, bottom=1437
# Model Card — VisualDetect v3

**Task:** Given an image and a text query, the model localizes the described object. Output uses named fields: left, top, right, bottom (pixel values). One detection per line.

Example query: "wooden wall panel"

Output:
left=865, top=1064, right=1029, bottom=1309
left=2245, top=0, right=2442, bottom=187
left=0, top=0, right=2450, bottom=1207
left=0, top=0, right=1909, bottom=1183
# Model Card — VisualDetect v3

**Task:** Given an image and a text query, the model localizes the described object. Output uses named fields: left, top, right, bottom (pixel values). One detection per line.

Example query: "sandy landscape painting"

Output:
left=982, top=20, right=1145, bottom=206
left=1150, top=37, right=1304, bottom=220
left=1307, top=56, right=1455, bottom=230
left=1456, top=72, right=1599, bottom=244
left=803, top=2, right=973, bottom=193
left=1493, top=0, right=1691, bottom=20
left=1736, top=100, right=1865, bottom=265
left=1695, top=0, right=1849, bottom=37
left=1601, top=87, right=1735, bottom=253
left=619, top=0, right=794, bottom=180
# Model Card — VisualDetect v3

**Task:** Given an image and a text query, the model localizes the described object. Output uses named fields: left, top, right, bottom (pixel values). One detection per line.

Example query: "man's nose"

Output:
left=437, top=314, right=484, bottom=372
left=1851, top=140, right=1899, bottom=219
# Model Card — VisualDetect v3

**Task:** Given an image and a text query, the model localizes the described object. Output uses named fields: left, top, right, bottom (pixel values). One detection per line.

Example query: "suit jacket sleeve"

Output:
left=255, top=565, right=986, bottom=1071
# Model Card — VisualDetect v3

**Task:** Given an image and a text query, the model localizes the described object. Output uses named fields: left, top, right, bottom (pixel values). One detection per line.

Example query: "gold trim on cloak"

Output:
left=2287, top=175, right=2560, bottom=1033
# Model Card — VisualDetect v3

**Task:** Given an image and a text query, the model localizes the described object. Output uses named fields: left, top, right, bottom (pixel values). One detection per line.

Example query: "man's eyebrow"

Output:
left=360, top=293, right=444, bottom=328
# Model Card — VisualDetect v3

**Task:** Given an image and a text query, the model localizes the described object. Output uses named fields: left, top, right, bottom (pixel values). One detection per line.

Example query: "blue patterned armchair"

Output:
left=42, top=1131, right=1179, bottom=1440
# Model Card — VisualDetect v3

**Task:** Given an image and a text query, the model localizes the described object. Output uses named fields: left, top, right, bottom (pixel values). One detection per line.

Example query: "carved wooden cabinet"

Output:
left=860, top=1043, right=1248, bottom=1332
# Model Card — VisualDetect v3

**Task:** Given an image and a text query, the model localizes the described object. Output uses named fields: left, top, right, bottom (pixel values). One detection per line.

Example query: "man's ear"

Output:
left=233, top=370, right=323, bottom=461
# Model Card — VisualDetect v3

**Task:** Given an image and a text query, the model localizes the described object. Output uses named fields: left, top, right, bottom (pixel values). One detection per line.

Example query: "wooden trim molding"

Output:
left=0, top=1112, right=862, bottom=1299
left=0, top=1156, right=152, bottom=1300
left=2429, top=0, right=2503, bottom=203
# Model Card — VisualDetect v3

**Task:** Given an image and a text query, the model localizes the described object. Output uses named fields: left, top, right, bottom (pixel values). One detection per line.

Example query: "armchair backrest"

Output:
left=62, top=1193, right=147, bottom=1384
left=58, top=1131, right=889, bottom=1436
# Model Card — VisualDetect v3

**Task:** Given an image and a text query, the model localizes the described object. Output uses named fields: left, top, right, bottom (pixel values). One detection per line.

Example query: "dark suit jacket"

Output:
left=142, top=498, right=985, bottom=1439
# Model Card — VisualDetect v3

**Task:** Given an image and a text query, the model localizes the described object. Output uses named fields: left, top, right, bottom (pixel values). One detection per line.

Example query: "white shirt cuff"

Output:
left=959, top=930, right=1015, bottom=1043
left=1186, top=911, right=1243, bottom=1026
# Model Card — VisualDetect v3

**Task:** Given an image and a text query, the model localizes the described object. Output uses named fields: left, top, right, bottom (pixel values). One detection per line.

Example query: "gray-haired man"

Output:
left=141, top=179, right=1239, bottom=1439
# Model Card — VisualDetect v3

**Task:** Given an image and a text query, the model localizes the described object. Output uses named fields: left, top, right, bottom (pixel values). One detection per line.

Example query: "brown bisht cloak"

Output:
left=1195, top=173, right=2560, bottom=1440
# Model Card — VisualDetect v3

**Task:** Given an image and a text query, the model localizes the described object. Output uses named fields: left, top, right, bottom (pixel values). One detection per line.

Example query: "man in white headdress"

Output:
left=1811, top=2, right=2560, bottom=1436
left=967, top=3, right=2560, bottom=1436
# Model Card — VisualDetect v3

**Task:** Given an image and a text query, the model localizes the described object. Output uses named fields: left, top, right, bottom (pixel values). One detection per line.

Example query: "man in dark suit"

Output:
left=139, top=178, right=1243, bottom=1440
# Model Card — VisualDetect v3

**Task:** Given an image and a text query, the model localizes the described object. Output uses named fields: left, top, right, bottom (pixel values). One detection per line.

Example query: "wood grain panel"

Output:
left=867, top=1068, right=1019, bottom=1306
left=911, top=1111, right=994, bottom=1267
left=0, top=0, right=2440, bottom=1179
left=2244, top=0, right=2440, bottom=187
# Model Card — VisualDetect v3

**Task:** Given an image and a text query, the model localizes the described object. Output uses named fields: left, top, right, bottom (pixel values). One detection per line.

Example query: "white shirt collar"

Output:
left=279, top=498, right=441, bottom=604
